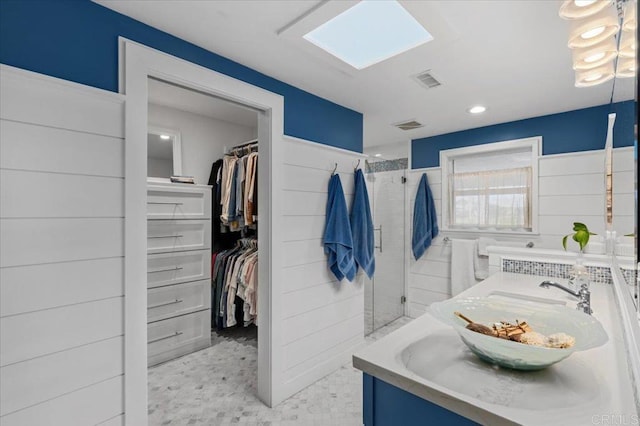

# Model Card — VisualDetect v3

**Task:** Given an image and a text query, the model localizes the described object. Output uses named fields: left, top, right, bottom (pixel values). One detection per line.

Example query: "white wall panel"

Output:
left=0, top=258, right=123, bottom=317
left=612, top=147, right=634, bottom=171
left=278, top=138, right=365, bottom=401
left=0, top=66, right=125, bottom=425
left=539, top=173, right=603, bottom=196
left=282, top=295, right=364, bottom=345
left=0, top=376, right=123, bottom=426
left=282, top=276, right=363, bottom=319
left=539, top=151, right=604, bottom=176
left=613, top=171, right=634, bottom=194
left=0, top=120, right=123, bottom=177
left=282, top=261, right=336, bottom=293
left=538, top=195, right=603, bottom=216
left=282, top=239, right=325, bottom=267
left=1, top=297, right=123, bottom=367
left=538, top=215, right=606, bottom=237
left=98, top=415, right=125, bottom=426
left=410, top=258, right=451, bottom=278
left=409, top=274, right=450, bottom=295
left=282, top=191, right=328, bottom=216
left=283, top=314, right=363, bottom=370
left=282, top=165, right=355, bottom=195
left=0, top=336, right=123, bottom=416
left=282, top=215, right=326, bottom=242
left=1, top=170, right=123, bottom=218
left=0, top=218, right=123, bottom=267
left=0, top=68, right=124, bottom=138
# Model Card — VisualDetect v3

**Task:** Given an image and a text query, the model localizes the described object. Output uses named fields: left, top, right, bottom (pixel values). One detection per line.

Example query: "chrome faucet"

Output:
left=539, top=280, right=592, bottom=315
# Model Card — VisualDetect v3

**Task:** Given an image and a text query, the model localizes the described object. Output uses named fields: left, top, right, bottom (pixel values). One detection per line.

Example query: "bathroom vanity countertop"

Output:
left=353, top=272, right=639, bottom=426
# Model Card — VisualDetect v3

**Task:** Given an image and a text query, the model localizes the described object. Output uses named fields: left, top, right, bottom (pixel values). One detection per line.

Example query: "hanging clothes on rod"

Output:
left=212, top=238, right=258, bottom=329
left=218, top=143, right=258, bottom=232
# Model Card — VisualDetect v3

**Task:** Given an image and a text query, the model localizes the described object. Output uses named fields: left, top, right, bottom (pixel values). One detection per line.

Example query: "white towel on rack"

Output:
left=451, top=239, right=478, bottom=296
left=473, top=240, right=489, bottom=280
left=477, top=237, right=497, bottom=256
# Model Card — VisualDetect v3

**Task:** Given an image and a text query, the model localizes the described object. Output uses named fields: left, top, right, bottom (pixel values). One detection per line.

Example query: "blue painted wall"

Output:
left=0, top=0, right=363, bottom=152
left=412, top=100, right=636, bottom=169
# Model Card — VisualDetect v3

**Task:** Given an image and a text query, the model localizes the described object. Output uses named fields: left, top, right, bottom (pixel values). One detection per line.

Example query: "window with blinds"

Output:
left=440, top=137, right=540, bottom=234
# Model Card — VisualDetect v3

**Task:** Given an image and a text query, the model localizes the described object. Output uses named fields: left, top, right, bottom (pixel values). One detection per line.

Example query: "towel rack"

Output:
left=331, top=163, right=337, bottom=175
left=441, top=236, right=534, bottom=248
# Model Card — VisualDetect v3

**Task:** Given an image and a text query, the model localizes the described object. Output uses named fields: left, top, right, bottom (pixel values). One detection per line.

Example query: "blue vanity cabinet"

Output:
left=363, top=374, right=480, bottom=426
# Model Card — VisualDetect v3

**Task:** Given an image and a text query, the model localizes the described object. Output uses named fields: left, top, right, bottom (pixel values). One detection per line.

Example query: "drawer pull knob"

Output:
left=148, top=234, right=184, bottom=239
left=148, top=331, right=183, bottom=344
left=148, top=202, right=184, bottom=205
left=148, top=266, right=183, bottom=274
left=148, top=299, right=183, bottom=310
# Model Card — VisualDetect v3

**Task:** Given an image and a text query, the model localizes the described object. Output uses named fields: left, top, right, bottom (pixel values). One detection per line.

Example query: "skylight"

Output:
left=303, top=1, right=433, bottom=70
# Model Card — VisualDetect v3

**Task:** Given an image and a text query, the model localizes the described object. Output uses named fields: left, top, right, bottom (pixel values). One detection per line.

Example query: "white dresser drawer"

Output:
left=147, top=310, right=211, bottom=366
left=147, top=220, right=211, bottom=254
left=147, top=279, right=211, bottom=323
left=147, top=250, right=210, bottom=289
left=147, top=184, right=211, bottom=220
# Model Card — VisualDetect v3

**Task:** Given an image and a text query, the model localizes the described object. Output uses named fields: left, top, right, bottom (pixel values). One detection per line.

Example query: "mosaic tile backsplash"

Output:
left=621, top=268, right=638, bottom=286
left=502, top=259, right=613, bottom=284
left=365, top=158, right=408, bottom=173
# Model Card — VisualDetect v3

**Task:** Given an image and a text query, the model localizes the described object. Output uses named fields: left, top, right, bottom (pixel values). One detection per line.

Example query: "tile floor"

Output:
left=148, top=317, right=412, bottom=425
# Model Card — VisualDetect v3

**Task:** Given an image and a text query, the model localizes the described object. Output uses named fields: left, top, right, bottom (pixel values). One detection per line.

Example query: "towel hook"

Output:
left=354, top=159, right=361, bottom=171
left=331, top=163, right=338, bottom=175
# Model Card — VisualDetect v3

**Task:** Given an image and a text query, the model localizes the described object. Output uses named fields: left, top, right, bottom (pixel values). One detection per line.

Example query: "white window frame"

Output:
left=440, top=136, right=541, bottom=235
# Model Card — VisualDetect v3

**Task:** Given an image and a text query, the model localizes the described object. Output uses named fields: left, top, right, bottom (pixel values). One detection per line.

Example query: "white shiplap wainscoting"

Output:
left=406, top=148, right=634, bottom=319
left=280, top=136, right=366, bottom=397
left=0, top=66, right=125, bottom=425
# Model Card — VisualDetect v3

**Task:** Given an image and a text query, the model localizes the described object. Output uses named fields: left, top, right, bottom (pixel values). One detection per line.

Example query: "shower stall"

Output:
left=364, top=159, right=408, bottom=334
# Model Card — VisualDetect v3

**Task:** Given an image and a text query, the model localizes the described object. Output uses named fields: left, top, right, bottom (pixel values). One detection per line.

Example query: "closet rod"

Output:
left=226, top=139, right=258, bottom=155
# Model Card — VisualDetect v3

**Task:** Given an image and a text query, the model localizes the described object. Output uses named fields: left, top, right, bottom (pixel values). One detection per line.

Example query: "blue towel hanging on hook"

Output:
left=350, top=169, right=375, bottom=278
left=412, top=173, right=439, bottom=260
left=323, top=173, right=357, bottom=282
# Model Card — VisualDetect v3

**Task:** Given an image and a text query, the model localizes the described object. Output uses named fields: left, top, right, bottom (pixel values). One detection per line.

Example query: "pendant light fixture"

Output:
left=560, top=0, right=613, bottom=19
left=567, top=5, right=620, bottom=48
left=560, top=0, right=637, bottom=86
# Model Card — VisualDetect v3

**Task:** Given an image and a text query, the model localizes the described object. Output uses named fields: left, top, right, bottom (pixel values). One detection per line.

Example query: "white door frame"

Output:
left=120, top=39, right=284, bottom=425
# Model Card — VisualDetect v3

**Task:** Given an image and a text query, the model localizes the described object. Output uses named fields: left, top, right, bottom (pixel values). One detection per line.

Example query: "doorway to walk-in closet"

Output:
left=145, top=77, right=263, bottom=423
left=363, top=153, right=408, bottom=335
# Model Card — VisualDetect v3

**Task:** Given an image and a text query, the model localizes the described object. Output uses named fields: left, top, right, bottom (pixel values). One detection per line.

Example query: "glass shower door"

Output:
left=365, top=168, right=406, bottom=334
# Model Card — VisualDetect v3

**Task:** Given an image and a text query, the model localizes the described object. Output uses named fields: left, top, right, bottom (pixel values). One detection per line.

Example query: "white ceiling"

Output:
left=148, top=78, right=258, bottom=128
left=97, top=0, right=635, bottom=149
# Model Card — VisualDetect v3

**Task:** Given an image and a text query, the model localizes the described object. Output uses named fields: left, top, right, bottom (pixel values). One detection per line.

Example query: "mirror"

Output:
left=147, top=125, right=182, bottom=180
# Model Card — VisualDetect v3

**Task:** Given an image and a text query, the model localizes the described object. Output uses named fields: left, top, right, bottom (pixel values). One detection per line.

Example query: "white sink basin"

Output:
left=400, top=330, right=605, bottom=409
left=487, top=290, right=568, bottom=306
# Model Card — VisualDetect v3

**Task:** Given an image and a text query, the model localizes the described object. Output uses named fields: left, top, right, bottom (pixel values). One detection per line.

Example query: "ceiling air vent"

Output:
left=414, top=70, right=442, bottom=89
left=393, top=119, right=424, bottom=131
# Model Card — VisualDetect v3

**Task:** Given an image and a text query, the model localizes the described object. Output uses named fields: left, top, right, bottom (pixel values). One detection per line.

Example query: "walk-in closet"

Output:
left=144, top=78, right=262, bottom=420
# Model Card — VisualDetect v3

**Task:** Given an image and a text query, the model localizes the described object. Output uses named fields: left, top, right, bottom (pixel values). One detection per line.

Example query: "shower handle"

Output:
left=374, top=225, right=383, bottom=253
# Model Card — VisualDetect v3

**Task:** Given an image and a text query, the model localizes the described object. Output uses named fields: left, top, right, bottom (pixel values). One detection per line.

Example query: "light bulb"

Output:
left=581, top=26, right=605, bottom=39
left=584, top=52, right=605, bottom=63
left=160, top=134, right=171, bottom=140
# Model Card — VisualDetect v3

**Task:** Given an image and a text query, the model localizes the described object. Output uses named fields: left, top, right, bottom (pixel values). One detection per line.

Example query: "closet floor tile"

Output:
left=148, top=316, right=411, bottom=425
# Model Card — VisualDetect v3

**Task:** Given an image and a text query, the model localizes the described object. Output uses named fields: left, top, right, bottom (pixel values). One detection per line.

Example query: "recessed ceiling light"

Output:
left=160, top=134, right=171, bottom=140
left=374, top=153, right=382, bottom=157
left=468, top=106, right=487, bottom=114
left=303, top=0, right=433, bottom=70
